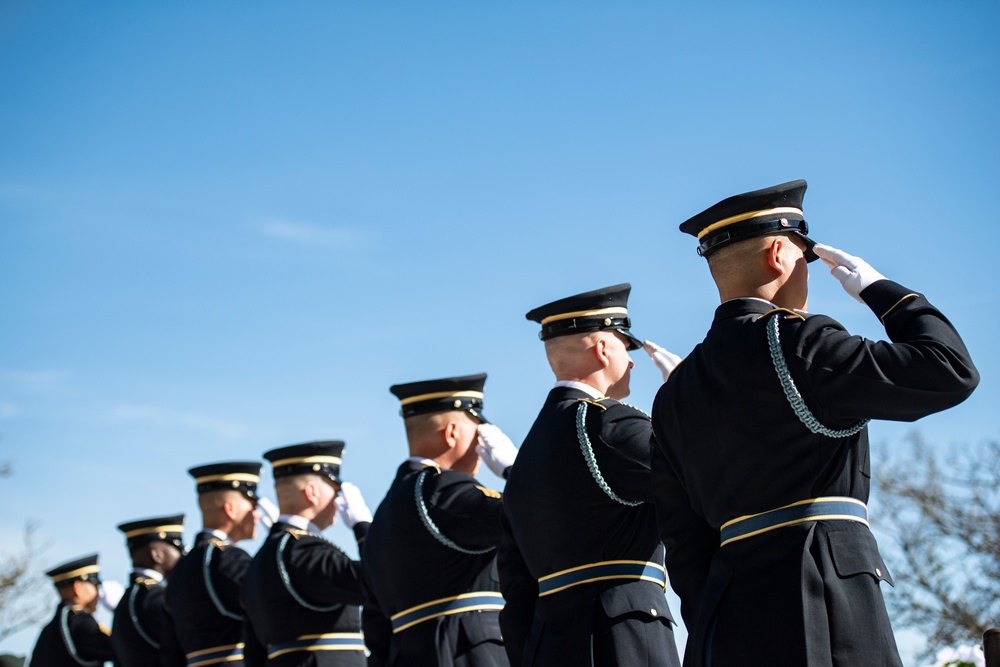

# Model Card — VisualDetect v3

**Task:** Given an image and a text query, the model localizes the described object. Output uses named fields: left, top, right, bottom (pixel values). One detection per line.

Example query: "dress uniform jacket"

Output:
left=362, top=460, right=508, bottom=667
left=30, top=602, right=115, bottom=667
left=112, top=571, right=170, bottom=666
left=242, top=520, right=369, bottom=667
left=649, top=281, right=979, bottom=667
left=498, top=385, right=680, bottom=667
left=161, top=531, right=252, bottom=667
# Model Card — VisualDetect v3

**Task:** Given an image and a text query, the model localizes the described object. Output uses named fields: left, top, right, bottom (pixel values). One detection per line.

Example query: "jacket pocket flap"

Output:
left=597, top=583, right=674, bottom=624
left=827, top=529, right=894, bottom=586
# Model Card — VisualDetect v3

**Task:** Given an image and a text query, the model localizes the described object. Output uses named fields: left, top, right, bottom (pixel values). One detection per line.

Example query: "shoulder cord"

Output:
left=767, top=313, right=869, bottom=438
left=128, top=584, right=161, bottom=649
left=575, top=402, right=643, bottom=507
left=414, top=469, right=495, bottom=555
left=58, top=606, right=102, bottom=667
left=203, top=543, right=243, bottom=621
left=276, top=532, right=343, bottom=613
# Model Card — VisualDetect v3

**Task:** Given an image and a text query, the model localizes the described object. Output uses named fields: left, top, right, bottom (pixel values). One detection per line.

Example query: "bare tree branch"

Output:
left=873, top=434, right=1000, bottom=660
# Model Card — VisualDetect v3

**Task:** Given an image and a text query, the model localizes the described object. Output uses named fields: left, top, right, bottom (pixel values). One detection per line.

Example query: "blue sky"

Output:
left=2, top=1, right=998, bottom=660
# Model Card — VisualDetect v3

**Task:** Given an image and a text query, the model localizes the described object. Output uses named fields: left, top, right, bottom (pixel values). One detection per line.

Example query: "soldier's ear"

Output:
left=594, top=337, right=611, bottom=368
left=443, top=421, right=460, bottom=449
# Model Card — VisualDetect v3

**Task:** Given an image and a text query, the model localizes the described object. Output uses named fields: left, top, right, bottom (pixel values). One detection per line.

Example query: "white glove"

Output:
left=98, top=580, right=124, bottom=612
left=643, top=340, right=682, bottom=382
left=335, top=482, right=373, bottom=528
left=813, top=243, right=886, bottom=304
left=476, top=423, right=518, bottom=478
left=256, top=496, right=280, bottom=529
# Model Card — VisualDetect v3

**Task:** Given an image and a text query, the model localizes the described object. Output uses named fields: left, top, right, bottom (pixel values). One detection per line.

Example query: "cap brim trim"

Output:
left=540, top=307, right=628, bottom=326
left=124, top=524, right=185, bottom=539
left=195, top=473, right=261, bottom=484
left=697, top=206, right=803, bottom=240
left=50, top=565, right=100, bottom=583
left=399, top=390, right=484, bottom=406
left=269, top=455, right=342, bottom=468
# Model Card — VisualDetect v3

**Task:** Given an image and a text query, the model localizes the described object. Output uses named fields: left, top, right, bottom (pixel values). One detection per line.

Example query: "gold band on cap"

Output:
left=124, top=524, right=185, bottom=539
left=696, top=206, right=803, bottom=240
left=195, top=473, right=260, bottom=484
left=269, top=455, right=342, bottom=468
left=50, top=565, right=100, bottom=583
left=398, top=390, right=484, bottom=406
left=539, top=307, right=628, bottom=326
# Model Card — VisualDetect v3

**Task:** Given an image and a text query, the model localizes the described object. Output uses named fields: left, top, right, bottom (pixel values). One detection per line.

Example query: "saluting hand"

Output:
left=476, top=423, right=518, bottom=479
left=256, top=497, right=280, bottom=529
left=813, top=243, right=887, bottom=304
left=643, top=340, right=682, bottom=382
left=99, top=580, right=125, bottom=612
left=335, top=482, right=374, bottom=528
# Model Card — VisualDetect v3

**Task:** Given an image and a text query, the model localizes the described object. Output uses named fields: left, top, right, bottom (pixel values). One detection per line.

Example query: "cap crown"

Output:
left=117, top=514, right=185, bottom=550
left=188, top=461, right=262, bottom=498
left=679, top=179, right=816, bottom=260
left=264, top=441, right=345, bottom=484
left=525, top=283, right=642, bottom=350
left=389, top=373, right=489, bottom=422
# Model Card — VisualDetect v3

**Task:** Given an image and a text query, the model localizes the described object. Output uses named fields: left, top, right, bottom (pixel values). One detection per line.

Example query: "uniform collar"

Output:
left=553, top=380, right=604, bottom=399
left=132, top=568, right=163, bottom=583
left=713, top=297, right=779, bottom=324
left=405, top=456, right=438, bottom=467
left=278, top=513, right=323, bottom=535
left=200, top=528, right=231, bottom=543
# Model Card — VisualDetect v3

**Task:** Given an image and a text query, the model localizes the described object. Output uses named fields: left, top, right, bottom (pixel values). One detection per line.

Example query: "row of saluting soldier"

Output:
left=30, top=180, right=980, bottom=667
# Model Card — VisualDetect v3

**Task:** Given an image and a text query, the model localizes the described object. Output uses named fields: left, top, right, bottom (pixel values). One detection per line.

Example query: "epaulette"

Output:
left=576, top=397, right=615, bottom=411
left=475, top=485, right=502, bottom=499
left=760, top=307, right=806, bottom=321
left=421, top=463, right=442, bottom=474
left=284, top=528, right=310, bottom=541
left=137, top=577, right=158, bottom=588
left=208, top=537, right=228, bottom=549
left=98, top=623, right=111, bottom=636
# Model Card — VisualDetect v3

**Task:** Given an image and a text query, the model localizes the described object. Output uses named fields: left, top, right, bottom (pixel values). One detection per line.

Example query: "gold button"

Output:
left=231, top=481, right=239, bottom=488
left=312, top=463, right=321, bottom=472
left=604, top=318, right=612, bottom=326
left=454, top=399, right=462, bottom=408
left=650, top=608, right=658, bottom=617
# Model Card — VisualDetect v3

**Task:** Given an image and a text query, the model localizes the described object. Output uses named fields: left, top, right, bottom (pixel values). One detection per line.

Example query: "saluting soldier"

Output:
left=111, top=514, right=185, bottom=667
left=30, top=554, right=115, bottom=667
left=161, top=462, right=264, bottom=667
left=498, top=284, right=681, bottom=667
left=649, top=180, right=980, bottom=666
left=242, top=441, right=373, bottom=667
left=362, top=373, right=518, bottom=667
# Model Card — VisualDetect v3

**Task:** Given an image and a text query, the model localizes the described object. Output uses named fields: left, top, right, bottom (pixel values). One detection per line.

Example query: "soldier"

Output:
left=649, top=180, right=980, bottom=666
left=30, top=554, right=116, bottom=666
left=498, top=284, right=682, bottom=667
left=161, top=462, right=264, bottom=667
left=112, top=515, right=185, bottom=667
left=242, top=441, right=373, bottom=666
left=362, top=373, right=518, bottom=667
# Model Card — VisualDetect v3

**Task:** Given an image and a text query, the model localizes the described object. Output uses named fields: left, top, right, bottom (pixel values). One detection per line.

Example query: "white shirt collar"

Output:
left=554, top=379, right=604, bottom=399
left=133, top=568, right=163, bottom=583
left=278, top=513, right=323, bottom=535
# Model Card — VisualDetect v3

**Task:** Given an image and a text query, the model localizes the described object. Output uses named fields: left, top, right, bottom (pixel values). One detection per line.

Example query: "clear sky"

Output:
left=2, top=1, right=997, bottom=661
